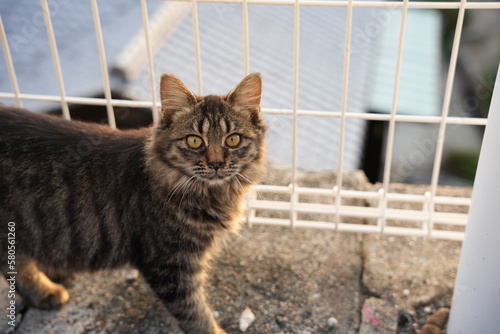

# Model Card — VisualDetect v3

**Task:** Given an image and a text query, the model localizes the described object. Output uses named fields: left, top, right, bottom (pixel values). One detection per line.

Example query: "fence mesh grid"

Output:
left=1, top=0, right=498, bottom=240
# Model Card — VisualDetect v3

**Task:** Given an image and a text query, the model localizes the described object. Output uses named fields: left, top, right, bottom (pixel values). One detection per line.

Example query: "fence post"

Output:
left=447, top=64, right=500, bottom=333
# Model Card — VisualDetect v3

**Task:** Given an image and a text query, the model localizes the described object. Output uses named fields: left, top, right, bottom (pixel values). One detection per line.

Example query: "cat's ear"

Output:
left=226, top=73, right=262, bottom=118
left=160, top=74, right=197, bottom=125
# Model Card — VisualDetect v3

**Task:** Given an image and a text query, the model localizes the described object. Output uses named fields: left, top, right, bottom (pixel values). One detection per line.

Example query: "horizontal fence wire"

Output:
left=147, top=0, right=500, bottom=9
left=1, top=0, right=497, bottom=240
left=0, top=92, right=488, bottom=125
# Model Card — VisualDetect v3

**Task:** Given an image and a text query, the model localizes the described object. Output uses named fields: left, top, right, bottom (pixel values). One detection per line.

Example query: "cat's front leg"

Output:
left=1, top=256, right=70, bottom=310
left=140, top=262, right=226, bottom=334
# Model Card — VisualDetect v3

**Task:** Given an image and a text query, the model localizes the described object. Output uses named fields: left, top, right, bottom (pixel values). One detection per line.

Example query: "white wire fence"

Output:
left=1, top=0, right=498, bottom=241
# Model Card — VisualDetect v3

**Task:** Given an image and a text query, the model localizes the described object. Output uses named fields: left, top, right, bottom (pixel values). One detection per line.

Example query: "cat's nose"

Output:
left=208, top=161, right=226, bottom=171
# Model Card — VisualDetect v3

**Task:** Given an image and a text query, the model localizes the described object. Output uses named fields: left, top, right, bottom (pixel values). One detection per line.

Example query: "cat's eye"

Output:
left=225, top=134, right=241, bottom=147
left=186, top=135, right=203, bottom=149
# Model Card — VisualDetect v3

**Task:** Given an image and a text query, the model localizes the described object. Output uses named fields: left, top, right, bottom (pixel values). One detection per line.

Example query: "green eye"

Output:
left=187, top=135, right=203, bottom=148
left=226, top=134, right=241, bottom=147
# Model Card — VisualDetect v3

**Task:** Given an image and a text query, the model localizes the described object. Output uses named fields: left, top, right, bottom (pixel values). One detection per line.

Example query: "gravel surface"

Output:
left=1, top=168, right=470, bottom=333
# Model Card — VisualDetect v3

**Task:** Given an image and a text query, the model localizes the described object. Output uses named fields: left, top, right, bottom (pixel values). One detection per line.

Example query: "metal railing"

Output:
left=1, top=0, right=498, bottom=241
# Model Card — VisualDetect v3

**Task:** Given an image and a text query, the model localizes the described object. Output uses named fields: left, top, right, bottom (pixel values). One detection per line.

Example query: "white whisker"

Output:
left=166, top=175, right=190, bottom=205
left=178, top=175, right=197, bottom=209
left=233, top=175, right=244, bottom=191
left=235, top=172, right=265, bottom=200
left=235, top=172, right=254, bottom=185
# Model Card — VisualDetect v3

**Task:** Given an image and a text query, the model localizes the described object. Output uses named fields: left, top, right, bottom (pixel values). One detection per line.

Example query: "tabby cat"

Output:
left=0, top=73, right=266, bottom=334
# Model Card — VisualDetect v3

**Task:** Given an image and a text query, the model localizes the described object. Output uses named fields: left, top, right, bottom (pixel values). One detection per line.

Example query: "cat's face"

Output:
left=151, top=74, right=266, bottom=186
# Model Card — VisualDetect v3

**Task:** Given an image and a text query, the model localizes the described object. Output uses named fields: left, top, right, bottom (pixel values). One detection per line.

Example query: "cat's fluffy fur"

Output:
left=0, top=73, right=266, bottom=334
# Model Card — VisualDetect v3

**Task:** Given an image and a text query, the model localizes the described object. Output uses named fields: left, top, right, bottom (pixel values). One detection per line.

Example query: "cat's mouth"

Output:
left=212, top=172, right=227, bottom=179
left=205, top=170, right=233, bottom=181
left=191, top=169, right=233, bottom=182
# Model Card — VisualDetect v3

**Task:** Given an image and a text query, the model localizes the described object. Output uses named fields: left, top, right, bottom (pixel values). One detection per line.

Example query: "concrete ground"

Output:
left=1, top=169, right=468, bottom=333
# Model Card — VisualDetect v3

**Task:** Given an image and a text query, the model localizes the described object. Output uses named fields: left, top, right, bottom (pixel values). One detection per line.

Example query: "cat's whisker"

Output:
left=233, top=175, right=244, bottom=192
left=166, top=175, right=191, bottom=204
left=234, top=172, right=266, bottom=200
left=176, top=181, right=191, bottom=209
left=235, top=172, right=254, bottom=186
left=166, top=176, right=186, bottom=199
left=178, top=175, right=197, bottom=209
left=181, top=181, right=197, bottom=208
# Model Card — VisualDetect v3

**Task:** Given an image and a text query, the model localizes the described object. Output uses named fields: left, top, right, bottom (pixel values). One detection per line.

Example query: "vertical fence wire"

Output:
left=290, top=0, right=301, bottom=229
left=335, top=0, right=354, bottom=232
left=380, top=0, right=410, bottom=235
left=242, top=0, right=250, bottom=76
left=40, top=0, right=70, bottom=120
left=422, top=191, right=431, bottom=234
left=91, top=0, right=116, bottom=129
left=0, top=15, right=23, bottom=108
left=428, top=0, right=468, bottom=237
left=140, top=0, right=160, bottom=124
left=191, top=0, right=203, bottom=95
left=242, top=0, right=252, bottom=226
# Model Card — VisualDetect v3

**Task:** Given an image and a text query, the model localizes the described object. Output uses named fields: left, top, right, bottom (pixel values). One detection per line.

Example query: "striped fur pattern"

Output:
left=0, top=73, right=266, bottom=334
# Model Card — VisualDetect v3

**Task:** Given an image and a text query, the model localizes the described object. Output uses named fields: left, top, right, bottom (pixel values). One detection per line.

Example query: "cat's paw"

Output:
left=35, top=283, right=70, bottom=310
left=18, top=266, right=71, bottom=310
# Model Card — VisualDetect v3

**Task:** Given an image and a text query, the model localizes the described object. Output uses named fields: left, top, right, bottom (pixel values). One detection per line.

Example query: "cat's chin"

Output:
left=206, top=178, right=231, bottom=187
left=199, top=174, right=232, bottom=184
left=194, top=173, right=243, bottom=187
